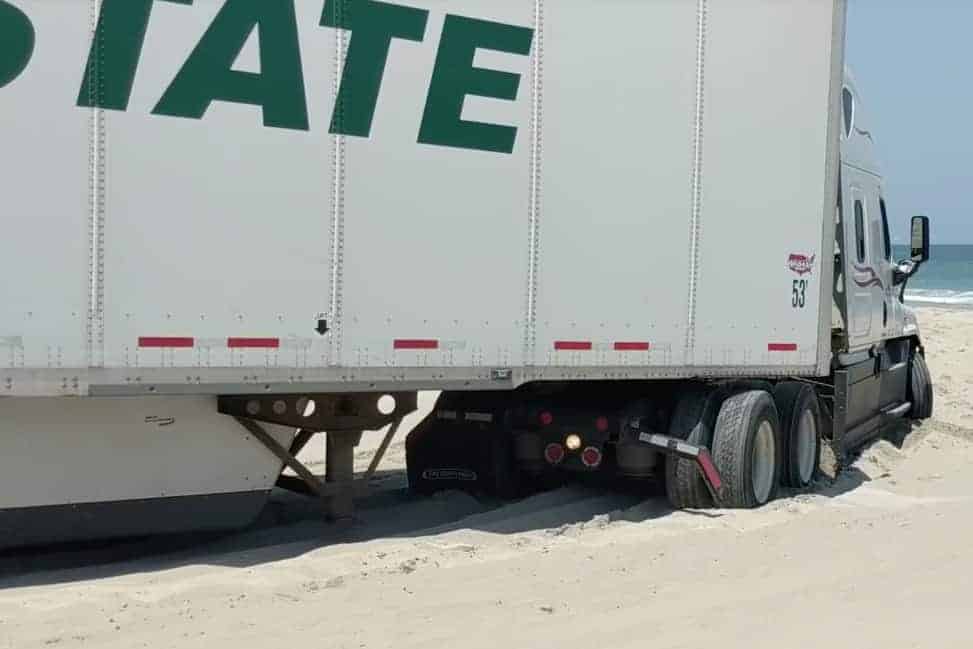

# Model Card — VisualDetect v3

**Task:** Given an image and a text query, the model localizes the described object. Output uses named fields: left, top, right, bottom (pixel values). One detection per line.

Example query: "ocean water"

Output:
left=892, top=245, right=973, bottom=308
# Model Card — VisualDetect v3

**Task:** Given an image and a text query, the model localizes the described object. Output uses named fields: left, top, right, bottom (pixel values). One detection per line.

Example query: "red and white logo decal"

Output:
left=787, top=253, right=816, bottom=276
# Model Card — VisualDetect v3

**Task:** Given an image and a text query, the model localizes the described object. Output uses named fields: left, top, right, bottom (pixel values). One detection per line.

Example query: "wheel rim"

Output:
left=751, top=420, right=776, bottom=504
left=796, top=409, right=817, bottom=484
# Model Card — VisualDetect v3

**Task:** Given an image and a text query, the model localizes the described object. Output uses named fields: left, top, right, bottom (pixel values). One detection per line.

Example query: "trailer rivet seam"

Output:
left=685, top=0, right=708, bottom=365
left=524, top=0, right=544, bottom=369
left=328, top=4, right=348, bottom=369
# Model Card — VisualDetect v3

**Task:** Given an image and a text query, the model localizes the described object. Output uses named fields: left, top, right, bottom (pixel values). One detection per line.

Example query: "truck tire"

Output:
left=665, top=389, right=715, bottom=509
left=773, top=382, right=821, bottom=488
left=908, top=352, right=934, bottom=420
left=920, top=352, right=935, bottom=418
left=712, top=390, right=782, bottom=508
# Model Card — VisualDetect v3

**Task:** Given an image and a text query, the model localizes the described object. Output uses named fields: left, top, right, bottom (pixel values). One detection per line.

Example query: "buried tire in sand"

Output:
left=665, top=388, right=716, bottom=510
left=712, top=390, right=783, bottom=508
left=908, top=351, right=934, bottom=420
left=774, top=382, right=823, bottom=488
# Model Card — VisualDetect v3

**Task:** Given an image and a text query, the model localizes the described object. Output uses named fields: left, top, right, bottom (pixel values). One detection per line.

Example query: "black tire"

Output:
left=773, top=382, right=822, bottom=488
left=920, top=352, right=935, bottom=418
left=665, top=389, right=715, bottom=509
left=712, top=390, right=782, bottom=508
left=908, top=351, right=934, bottom=420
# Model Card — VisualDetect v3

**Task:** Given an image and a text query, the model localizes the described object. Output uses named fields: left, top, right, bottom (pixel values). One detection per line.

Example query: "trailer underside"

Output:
left=0, top=338, right=928, bottom=550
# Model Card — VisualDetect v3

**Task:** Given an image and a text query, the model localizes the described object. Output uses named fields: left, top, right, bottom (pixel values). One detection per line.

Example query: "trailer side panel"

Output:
left=0, top=0, right=843, bottom=396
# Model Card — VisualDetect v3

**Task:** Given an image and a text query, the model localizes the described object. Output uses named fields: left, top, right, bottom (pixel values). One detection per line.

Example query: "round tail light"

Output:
left=539, top=411, right=553, bottom=426
left=581, top=446, right=603, bottom=468
left=544, top=443, right=565, bottom=464
left=595, top=416, right=609, bottom=432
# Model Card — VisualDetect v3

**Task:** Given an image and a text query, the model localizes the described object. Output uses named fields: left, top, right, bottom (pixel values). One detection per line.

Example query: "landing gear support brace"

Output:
left=219, top=393, right=418, bottom=521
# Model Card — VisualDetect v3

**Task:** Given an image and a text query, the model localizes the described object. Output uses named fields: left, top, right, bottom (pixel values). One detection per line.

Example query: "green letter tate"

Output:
left=418, top=15, right=533, bottom=154
left=153, top=0, right=309, bottom=131
left=77, top=0, right=193, bottom=110
left=322, top=0, right=428, bottom=137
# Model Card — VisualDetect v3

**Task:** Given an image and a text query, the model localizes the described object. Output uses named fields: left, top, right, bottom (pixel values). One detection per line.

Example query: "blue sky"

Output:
left=846, top=1, right=972, bottom=244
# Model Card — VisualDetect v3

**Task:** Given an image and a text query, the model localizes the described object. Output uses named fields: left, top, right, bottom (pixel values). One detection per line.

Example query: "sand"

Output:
left=1, top=306, right=972, bottom=649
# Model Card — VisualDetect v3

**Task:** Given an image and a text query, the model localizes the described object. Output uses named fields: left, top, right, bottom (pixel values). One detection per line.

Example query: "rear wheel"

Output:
left=665, top=389, right=715, bottom=509
left=712, top=390, right=782, bottom=508
left=908, top=351, right=934, bottom=420
left=773, top=382, right=822, bottom=488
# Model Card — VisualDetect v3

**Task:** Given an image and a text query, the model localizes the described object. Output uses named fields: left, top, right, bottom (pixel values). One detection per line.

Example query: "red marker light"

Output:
left=581, top=447, right=603, bottom=468
left=544, top=443, right=565, bottom=464
left=539, top=411, right=553, bottom=426
left=595, top=416, right=609, bottom=432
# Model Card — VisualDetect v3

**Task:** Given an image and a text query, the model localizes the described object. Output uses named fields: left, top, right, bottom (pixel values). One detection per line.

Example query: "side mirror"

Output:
left=911, top=215, right=930, bottom=263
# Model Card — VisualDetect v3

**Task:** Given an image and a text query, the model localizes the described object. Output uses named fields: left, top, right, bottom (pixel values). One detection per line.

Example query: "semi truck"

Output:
left=0, top=0, right=933, bottom=549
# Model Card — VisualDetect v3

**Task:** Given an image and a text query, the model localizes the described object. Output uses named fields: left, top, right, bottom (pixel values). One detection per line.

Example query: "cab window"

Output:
left=854, top=200, right=866, bottom=263
left=842, top=87, right=855, bottom=138
left=880, top=198, right=892, bottom=261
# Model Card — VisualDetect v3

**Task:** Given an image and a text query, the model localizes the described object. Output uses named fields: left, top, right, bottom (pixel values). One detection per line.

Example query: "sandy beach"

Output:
left=1, top=305, right=971, bottom=649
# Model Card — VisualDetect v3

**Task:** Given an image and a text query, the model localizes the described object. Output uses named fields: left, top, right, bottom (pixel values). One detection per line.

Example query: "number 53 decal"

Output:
left=792, top=279, right=809, bottom=309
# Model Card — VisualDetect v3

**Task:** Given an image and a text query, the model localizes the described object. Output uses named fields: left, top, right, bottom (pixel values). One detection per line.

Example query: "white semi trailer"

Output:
left=0, top=0, right=933, bottom=548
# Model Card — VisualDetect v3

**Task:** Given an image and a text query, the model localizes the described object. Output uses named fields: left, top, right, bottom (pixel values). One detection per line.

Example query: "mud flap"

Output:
left=406, top=392, right=521, bottom=499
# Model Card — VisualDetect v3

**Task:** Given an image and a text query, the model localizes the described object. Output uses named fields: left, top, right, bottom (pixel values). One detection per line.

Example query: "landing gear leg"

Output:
left=325, top=431, right=361, bottom=520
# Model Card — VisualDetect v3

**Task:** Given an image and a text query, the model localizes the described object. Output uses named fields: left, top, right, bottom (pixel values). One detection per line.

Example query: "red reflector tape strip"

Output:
left=394, top=339, right=439, bottom=350
left=138, top=337, right=194, bottom=349
left=554, top=341, right=592, bottom=351
left=768, top=343, right=798, bottom=352
left=227, top=337, right=280, bottom=349
left=614, top=342, right=650, bottom=352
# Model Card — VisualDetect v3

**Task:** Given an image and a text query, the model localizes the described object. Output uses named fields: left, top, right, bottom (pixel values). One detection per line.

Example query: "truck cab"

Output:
left=831, top=70, right=932, bottom=450
left=836, top=70, right=921, bottom=351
